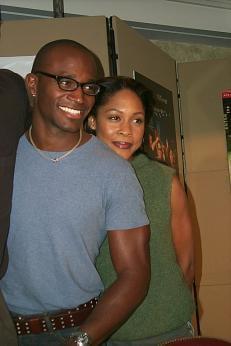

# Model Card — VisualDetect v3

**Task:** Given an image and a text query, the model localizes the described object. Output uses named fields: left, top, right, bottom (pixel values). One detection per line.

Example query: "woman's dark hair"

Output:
left=85, top=76, right=154, bottom=136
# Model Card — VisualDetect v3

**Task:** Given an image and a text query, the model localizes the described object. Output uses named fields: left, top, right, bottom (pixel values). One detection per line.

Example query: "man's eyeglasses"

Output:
left=34, top=71, right=100, bottom=96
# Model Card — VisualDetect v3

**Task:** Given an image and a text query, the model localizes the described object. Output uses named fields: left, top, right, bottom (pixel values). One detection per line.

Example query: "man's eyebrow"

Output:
left=54, top=73, right=96, bottom=83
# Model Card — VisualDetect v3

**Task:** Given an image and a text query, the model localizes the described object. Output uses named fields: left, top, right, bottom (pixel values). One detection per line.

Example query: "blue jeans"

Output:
left=17, top=326, right=82, bottom=346
left=105, top=321, right=194, bottom=346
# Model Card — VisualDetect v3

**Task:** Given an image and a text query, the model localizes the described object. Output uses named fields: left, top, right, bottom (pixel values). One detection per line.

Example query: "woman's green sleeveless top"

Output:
left=96, top=154, right=194, bottom=340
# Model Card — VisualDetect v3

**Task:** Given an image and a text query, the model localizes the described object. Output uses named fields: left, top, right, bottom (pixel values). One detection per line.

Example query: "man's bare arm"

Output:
left=78, top=225, right=150, bottom=345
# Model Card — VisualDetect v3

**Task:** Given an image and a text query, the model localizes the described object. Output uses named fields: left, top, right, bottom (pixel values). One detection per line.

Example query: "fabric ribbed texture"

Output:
left=96, top=153, right=194, bottom=341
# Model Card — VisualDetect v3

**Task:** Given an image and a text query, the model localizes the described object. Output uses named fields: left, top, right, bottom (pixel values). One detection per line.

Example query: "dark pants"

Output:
left=0, top=290, right=18, bottom=346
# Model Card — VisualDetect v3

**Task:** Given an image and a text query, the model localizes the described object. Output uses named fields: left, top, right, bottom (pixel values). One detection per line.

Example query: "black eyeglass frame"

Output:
left=34, top=71, right=101, bottom=96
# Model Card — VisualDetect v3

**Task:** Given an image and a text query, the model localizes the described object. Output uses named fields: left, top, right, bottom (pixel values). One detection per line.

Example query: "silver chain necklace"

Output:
left=28, top=126, right=83, bottom=163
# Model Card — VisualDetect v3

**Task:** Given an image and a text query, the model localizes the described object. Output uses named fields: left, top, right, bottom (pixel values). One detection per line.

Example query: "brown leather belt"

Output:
left=12, top=297, right=98, bottom=336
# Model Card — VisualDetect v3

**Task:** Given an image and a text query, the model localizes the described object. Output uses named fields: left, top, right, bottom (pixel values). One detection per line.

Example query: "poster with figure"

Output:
left=134, top=71, right=178, bottom=170
left=222, top=90, right=231, bottom=185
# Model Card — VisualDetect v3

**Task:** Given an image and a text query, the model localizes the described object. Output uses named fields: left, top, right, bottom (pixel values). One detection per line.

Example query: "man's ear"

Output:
left=88, top=115, right=97, bottom=130
left=25, top=73, right=38, bottom=98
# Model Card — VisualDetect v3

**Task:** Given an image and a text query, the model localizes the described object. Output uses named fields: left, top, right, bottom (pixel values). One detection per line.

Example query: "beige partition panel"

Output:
left=178, top=59, right=231, bottom=341
left=111, top=16, right=184, bottom=177
left=0, top=16, right=110, bottom=75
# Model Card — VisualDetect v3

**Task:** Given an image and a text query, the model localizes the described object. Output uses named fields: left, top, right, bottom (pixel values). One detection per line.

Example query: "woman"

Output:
left=85, top=76, right=195, bottom=345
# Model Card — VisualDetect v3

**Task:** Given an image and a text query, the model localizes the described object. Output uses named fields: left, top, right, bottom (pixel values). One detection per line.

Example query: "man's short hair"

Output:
left=31, top=39, right=104, bottom=78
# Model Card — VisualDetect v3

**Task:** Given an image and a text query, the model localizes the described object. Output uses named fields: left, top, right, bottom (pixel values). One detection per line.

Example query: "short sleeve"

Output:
left=105, top=163, right=149, bottom=231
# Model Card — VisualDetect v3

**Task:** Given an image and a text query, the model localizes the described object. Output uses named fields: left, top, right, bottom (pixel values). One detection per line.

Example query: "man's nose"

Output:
left=67, top=86, right=85, bottom=103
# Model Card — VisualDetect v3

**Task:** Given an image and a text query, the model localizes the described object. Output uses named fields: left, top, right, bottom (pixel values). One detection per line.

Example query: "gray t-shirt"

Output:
left=0, top=135, right=149, bottom=314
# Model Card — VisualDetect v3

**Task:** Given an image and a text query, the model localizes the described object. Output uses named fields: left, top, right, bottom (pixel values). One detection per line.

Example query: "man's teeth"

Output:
left=59, top=106, right=81, bottom=115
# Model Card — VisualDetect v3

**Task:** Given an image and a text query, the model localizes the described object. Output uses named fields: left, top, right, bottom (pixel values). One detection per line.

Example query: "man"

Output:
left=0, top=40, right=150, bottom=346
left=0, top=69, right=30, bottom=345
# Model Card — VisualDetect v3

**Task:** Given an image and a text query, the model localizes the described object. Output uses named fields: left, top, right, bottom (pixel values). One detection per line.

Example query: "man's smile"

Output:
left=59, top=106, right=83, bottom=119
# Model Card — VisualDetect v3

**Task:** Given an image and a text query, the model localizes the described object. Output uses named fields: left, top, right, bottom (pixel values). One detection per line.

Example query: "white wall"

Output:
left=1, top=0, right=231, bottom=33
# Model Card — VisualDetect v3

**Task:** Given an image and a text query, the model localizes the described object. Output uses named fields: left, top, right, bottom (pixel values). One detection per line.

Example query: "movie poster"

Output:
left=222, top=90, right=231, bottom=185
left=134, top=71, right=178, bottom=170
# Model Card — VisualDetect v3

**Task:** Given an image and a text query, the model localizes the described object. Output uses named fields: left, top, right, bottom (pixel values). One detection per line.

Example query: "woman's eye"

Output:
left=133, top=118, right=144, bottom=124
left=109, top=115, right=120, bottom=121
